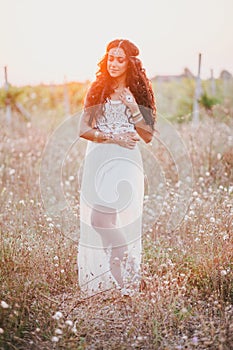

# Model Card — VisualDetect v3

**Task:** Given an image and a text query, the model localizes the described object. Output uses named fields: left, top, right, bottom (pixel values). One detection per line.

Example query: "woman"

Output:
left=78, top=39, right=156, bottom=296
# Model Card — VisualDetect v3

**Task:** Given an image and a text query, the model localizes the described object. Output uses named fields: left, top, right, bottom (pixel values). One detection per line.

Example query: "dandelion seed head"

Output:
left=220, top=270, right=227, bottom=276
left=52, top=311, right=63, bottom=320
left=51, top=336, right=59, bottom=342
left=192, top=336, right=198, bottom=344
left=1, top=301, right=9, bottom=309
left=55, top=328, right=63, bottom=335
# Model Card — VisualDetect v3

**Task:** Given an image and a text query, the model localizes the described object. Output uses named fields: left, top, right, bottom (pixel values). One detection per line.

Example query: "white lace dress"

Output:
left=78, top=99, right=144, bottom=296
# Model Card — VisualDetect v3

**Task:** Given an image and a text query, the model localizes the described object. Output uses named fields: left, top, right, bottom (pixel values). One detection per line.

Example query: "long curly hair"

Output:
left=83, top=39, right=157, bottom=130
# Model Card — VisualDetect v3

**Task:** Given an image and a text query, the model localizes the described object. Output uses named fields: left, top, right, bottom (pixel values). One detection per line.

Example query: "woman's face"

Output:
left=107, top=47, right=128, bottom=78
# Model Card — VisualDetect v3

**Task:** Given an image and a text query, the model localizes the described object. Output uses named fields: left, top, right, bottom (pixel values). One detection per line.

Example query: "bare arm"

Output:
left=134, top=118, right=154, bottom=144
left=118, top=87, right=156, bottom=144
left=78, top=110, right=140, bottom=149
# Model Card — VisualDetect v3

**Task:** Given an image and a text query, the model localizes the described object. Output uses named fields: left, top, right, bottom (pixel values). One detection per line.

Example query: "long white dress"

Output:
left=78, top=99, right=144, bottom=296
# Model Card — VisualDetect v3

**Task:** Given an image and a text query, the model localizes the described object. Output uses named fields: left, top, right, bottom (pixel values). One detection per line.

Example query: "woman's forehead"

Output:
left=108, top=47, right=126, bottom=58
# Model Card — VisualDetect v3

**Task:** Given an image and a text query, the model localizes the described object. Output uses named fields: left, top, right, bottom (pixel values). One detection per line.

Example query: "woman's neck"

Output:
left=112, top=75, right=127, bottom=90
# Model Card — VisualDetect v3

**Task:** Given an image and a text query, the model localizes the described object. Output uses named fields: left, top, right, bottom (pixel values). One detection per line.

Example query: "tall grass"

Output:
left=0, top=110, right=232, bottom=349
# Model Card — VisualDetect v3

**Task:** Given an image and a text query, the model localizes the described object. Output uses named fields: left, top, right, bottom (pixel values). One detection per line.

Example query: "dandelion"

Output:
left=1, top=301, right=9, bottom=309
left=55, top=328, right=63, bottom=335
left=220, top=270, right=227, bottom=276
left=52, top=311, right=63, bottom=320
left=9, top=168, right=15, bottom=175
left=181, top=307, right=188, bottom=313
left=192, top=336, right=198, bottom=345
left=71, top=325, right=77, bottom=334
left=51, top=336, right=59, bottom=342
left=65, top=320, right=73, bottom=327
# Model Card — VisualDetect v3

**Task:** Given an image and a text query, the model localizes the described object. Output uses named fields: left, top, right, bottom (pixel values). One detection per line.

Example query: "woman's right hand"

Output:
left=114, top=132, right=140, bottom=149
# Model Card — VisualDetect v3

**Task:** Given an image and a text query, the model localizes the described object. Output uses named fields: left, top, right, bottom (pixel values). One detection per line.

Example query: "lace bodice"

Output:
left=95, top=98, right=136, bottom=134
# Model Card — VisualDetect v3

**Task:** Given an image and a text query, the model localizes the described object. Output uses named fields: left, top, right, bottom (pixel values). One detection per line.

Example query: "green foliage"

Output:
left=199, top=91, right=219, bottom=111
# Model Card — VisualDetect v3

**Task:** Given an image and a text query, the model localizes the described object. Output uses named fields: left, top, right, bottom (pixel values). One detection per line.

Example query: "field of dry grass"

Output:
left=0, top=110, right=233, bottom=349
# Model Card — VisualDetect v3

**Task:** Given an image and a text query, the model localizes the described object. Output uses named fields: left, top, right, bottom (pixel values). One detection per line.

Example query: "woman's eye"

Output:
left=117, top=58, right=125, bottom=63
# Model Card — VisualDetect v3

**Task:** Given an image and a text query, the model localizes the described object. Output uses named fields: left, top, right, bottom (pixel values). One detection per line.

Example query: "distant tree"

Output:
left=0, top=85, right=23, bottom=108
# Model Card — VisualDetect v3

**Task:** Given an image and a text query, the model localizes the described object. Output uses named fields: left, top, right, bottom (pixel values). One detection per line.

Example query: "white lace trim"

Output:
left=95, top=98, right=136, bottom=134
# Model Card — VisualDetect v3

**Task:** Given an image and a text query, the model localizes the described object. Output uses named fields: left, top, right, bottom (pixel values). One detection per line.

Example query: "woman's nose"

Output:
left=110, top=58, right=118, bottom=67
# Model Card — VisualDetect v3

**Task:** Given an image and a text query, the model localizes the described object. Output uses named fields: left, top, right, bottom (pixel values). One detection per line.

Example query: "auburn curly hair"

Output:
left=83, top=39, right=157, bottom=130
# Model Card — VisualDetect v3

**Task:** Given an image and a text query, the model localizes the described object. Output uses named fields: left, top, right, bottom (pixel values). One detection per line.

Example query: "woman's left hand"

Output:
left=119, top=87, right=139, bottom=113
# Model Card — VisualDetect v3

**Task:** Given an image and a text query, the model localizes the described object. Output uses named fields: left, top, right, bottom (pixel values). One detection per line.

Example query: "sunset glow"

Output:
left=1, top=0, right=233, bottom=86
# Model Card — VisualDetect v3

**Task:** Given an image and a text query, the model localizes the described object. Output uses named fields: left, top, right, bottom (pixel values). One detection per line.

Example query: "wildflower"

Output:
left=192, top=336, right=198, bottom=345
left=65, top=320, right=73, bottom=327
left=181, top=307, right=188, bottom=313
left=1, top=301, right=9, bottom=309
left=192, top=191, right=198, bottom=197
left=55, top=328, right=63, bottom=335
left=53, top=256, right=59, bottom=260
left=223, top=234, right=229, bottom=240
left=0, top=328, right=4, bottom=334
left=51, top=336, right=59, bottom=342
left=220, top=270, right=227, bottom=276
left=60, top=269, right=65, bottom=274
left=71, top=325, right=77, bottom=334
left=52, top=311, right=63, bottom=320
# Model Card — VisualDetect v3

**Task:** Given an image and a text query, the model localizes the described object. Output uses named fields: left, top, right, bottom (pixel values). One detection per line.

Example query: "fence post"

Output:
left=192, top=53, right=202, bottom=127
left=4, top=66, right=12, bottom=124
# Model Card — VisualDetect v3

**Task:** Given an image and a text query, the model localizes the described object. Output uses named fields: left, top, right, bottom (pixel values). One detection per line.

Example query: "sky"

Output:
left=0, top=0, right=233, bottom=86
